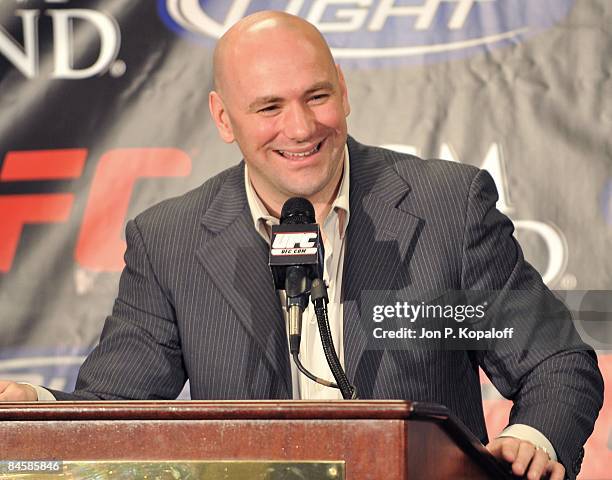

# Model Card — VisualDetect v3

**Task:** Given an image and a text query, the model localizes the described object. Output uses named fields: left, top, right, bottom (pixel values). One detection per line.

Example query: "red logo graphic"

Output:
left=0, top=148, right=191, bottom=272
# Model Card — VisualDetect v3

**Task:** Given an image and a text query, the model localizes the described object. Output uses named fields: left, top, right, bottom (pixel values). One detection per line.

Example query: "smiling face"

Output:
left=209, top=13, right=350, bottom=216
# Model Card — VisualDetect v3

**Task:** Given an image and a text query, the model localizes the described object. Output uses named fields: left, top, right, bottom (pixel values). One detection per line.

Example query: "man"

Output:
left=0, top=11, right=603, bottom=480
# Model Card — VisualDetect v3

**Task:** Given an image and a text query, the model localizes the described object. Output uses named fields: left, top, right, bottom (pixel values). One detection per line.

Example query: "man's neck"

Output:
left=256, top=178, right=341, bottom=224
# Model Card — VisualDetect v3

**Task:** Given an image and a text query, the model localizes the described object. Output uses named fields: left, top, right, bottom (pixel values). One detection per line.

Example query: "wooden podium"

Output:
left=0, top=400, right=515, bottom=479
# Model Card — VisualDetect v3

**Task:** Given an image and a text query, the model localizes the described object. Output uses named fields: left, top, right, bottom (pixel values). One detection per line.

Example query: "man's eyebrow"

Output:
left=304, top=81, right=334, bottom=94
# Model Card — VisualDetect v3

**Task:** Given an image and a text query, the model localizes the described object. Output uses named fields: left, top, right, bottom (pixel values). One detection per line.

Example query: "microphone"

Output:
left=268, top=198, right=356, bottom=398
left=269, top=197, right=324, bottom=354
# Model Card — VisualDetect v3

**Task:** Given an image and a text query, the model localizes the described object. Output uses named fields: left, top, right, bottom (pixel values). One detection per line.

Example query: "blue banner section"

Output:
left=0, top=348, right=88, bottom=393
left=157, top=0, right=576, bottom=66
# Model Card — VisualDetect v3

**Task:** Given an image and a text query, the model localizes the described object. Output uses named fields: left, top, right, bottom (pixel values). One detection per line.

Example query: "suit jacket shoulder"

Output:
left=133, top=162, right=244, bottom=240
left=347, top=136, right=482, bottom=212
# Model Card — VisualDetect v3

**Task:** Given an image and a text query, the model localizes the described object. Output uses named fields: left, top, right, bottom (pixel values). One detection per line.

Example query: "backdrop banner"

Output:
left=1, top=1, right=610, bottom=476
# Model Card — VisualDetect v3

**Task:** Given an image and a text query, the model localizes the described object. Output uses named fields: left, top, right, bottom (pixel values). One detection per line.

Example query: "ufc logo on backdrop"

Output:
left=0, top=148, right=191, bottom=273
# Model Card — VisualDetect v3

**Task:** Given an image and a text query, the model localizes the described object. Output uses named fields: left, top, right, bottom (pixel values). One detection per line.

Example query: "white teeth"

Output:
left=278, top=144, right=319, bottom=158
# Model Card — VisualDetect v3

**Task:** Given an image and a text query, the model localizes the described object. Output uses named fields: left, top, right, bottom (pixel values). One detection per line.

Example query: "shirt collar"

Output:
left=245, top=145, right=350, bottom=243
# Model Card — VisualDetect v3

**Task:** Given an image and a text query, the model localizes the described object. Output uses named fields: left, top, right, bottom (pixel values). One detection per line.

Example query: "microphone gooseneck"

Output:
left=285, top=265, right=309, bottom=354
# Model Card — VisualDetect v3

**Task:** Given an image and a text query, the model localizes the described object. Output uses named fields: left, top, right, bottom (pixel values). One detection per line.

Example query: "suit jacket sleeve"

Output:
left=462, top=169, right=604, bottom=478
left=51, top=217, right=186, bottom=400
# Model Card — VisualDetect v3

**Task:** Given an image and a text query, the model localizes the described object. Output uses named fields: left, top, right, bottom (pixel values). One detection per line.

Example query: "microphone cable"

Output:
left=289, top=278, right=358, bottom=399
left=311, top=278, right=357, bottom=399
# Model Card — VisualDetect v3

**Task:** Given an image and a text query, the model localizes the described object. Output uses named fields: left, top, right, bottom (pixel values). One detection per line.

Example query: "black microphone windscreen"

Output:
left=280, top=197, right=315, bottom=225
left=269, top=197, right=324, bottom=290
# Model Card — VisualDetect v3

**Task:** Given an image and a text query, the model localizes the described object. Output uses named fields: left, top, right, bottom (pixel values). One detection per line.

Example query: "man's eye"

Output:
left=258, top=105, right=279, bottom=114
left=309, top=94, right=329, bottom=103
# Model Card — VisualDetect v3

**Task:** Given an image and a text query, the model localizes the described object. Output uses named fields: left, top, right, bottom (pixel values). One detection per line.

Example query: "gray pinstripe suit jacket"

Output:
left=53, top=137, right=602, bottom=478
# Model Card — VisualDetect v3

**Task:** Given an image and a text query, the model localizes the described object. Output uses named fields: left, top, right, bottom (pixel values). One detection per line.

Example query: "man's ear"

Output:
left=336, top=64, right=351, bottom=117
left=209, top=91, right=235, bottom=143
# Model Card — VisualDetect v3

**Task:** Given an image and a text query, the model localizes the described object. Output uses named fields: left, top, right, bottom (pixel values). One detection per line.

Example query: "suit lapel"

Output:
left=343, top=138, right=424, bottom=385
left=196, top=164, right=291, bottom=397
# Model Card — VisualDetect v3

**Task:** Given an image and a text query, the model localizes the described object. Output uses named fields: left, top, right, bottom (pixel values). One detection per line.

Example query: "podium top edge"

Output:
left=0, top=400, right=451, bottom=421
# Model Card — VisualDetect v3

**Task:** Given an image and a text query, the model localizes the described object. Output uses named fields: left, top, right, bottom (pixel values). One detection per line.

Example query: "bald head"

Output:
left=213, top=11, right=336, bottom=95
left=207, top=10, right=350, bottom=216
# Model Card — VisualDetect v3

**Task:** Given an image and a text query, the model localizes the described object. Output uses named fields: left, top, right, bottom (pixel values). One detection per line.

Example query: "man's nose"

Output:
left=283, top=103, right=316, bottom=141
